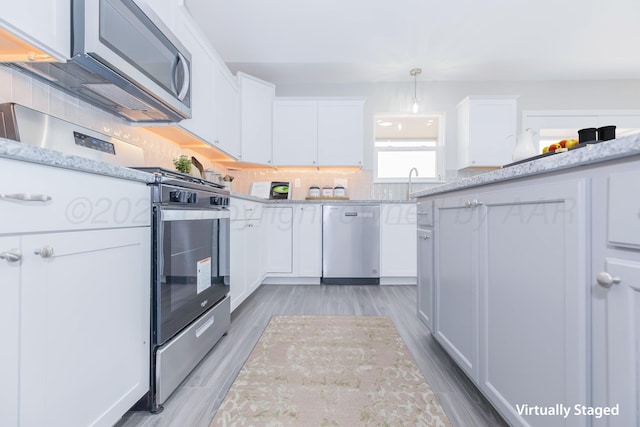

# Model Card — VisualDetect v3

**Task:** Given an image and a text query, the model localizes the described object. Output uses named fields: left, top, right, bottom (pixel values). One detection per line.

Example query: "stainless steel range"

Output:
left=133, top=167, right=231, bottom=413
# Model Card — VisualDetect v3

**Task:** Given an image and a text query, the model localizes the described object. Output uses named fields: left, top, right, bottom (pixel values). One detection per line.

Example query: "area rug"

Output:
left=210, top=315, right=451, bottom=426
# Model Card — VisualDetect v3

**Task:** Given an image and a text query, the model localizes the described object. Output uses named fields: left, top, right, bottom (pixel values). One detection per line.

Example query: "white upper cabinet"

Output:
left=172, top=7, right=217, bottom=144
left=272, top=99, right=318, bottom=166
left=457, top=96, right=518, bottom=169
left=239, top=73, right=275, bottom=164
left=317, top=100, right=364, bottom=166
left=0, top=0, right=70, bottom=61
left=272, top=98, right=365, bottom=167
left=214, top=61, right=241, bottom=158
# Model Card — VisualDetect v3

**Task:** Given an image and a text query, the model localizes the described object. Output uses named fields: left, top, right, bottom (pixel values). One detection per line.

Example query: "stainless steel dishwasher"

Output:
left=322, top=204, right=380, bottom=284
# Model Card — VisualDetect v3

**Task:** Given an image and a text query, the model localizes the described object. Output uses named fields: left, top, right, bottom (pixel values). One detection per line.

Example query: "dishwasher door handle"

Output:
left=344, top=212, right=358, bottom=216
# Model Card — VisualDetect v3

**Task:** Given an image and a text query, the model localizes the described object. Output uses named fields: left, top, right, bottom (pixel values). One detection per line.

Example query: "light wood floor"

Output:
left=116, top=285, right=508, bottom=427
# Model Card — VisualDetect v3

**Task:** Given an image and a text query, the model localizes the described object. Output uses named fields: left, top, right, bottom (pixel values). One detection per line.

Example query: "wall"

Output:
left=0, top=66, right=230, bottom=175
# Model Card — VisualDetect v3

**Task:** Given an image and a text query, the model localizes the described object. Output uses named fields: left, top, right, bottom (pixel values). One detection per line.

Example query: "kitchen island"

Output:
left=412, top=133, right=640, bottom=427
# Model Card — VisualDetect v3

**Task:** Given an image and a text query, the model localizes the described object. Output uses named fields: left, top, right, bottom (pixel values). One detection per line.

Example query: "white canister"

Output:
left=322, top=186, right=333, bottom=197
left=308, top=186, right=320, bottom=198
left=333, top=186, right=346, bottom=197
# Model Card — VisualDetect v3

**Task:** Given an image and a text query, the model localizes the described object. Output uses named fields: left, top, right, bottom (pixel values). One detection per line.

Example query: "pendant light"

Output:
left=410, top=68, right=422, bottom=113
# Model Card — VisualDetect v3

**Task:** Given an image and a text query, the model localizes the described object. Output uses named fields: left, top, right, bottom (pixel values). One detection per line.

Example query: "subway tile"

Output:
left=0, top=67, right=13, bottom=102
left=12, top=71, right=32, bottom=107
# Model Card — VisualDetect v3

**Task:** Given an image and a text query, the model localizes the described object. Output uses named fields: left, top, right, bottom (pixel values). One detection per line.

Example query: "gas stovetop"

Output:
left=132, top=167, right=226, bottom=190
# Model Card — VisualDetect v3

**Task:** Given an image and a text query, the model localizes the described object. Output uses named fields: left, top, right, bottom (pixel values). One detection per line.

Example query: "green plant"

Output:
left=173, top=155, right=192, bottom=174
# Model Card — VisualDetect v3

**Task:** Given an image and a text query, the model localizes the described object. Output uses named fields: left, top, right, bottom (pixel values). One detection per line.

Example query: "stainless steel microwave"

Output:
left=5, top=0, right=192, bottom=123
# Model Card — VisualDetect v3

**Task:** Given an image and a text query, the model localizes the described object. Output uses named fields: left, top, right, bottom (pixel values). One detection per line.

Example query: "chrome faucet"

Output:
left=408, top=167, right=419, bottom=199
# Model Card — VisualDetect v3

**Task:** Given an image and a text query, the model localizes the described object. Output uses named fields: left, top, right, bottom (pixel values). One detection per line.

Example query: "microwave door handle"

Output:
left=175, top=52, right=190, bottom=101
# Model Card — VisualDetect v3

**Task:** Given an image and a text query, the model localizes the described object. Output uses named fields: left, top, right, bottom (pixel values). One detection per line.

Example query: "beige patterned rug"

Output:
left=210, top=315, right=451, bottom=426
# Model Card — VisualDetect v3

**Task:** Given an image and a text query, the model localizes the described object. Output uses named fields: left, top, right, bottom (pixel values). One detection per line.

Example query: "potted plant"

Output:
left=173, top=155, right=191, bottom=174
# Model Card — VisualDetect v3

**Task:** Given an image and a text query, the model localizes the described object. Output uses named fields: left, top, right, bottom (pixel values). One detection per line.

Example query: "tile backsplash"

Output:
left=228, top=168, right=475, bottom=200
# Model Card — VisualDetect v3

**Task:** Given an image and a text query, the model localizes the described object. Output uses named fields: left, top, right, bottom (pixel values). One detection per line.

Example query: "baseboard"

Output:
left=262, top=277, right=321, bottom=285
left=380, top=277, right=417, bottom=285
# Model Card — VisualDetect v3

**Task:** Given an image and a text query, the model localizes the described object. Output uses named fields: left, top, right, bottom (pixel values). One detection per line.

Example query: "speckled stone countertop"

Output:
left=412, top=133, right=640, bottom=198
left=0, top=137, right=155, bottom=183
left=230, top=192, right=415, bottom=205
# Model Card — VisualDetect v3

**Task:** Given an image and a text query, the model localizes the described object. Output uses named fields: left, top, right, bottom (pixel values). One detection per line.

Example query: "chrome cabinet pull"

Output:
left=596, top=272, right=621, bottom=288
left=465, top=199, right=483, bottom=208
left=34, top=246, right=54, bottom=258
left=1, top=193, right=52, bottom=202
left=0, top=250, right=22, bottom=263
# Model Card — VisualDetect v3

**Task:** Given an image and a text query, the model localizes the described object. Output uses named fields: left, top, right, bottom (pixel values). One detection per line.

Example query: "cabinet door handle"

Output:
left=596, top=272, right=621, bottom=288
left=419, top=235, right=430, bottom=240
left=1, top=193, right=52, bottom=202
left=34, top=246, right=54, bottom=258
left=0, top=249, right=21, bottom=263
left=465, top=199, right=483, bottom=208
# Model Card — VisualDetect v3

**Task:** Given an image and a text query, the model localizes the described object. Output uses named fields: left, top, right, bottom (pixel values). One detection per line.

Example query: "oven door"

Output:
left=155, top=208, right=230, bottom=344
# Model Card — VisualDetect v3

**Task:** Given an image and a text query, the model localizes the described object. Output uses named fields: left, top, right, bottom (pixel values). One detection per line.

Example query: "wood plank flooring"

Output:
left=116, top=285, right=508, bottom=427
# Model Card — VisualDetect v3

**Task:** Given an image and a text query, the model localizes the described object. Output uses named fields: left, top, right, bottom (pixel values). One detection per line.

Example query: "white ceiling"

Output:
left=184, top=0, right=640, bottom=85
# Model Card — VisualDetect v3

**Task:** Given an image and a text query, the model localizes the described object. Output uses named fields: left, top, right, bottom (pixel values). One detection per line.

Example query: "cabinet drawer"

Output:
left=608, top=171, right=640, bottom=249
left=0, top=159, right=150, bottom=234
left=230, top=197, right=263, bottom=221
left=417, top=200, right=433, bottom=227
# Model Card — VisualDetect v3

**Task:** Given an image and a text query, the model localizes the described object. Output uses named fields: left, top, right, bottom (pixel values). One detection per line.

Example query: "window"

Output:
left=374, top=114, right=444, bottom=183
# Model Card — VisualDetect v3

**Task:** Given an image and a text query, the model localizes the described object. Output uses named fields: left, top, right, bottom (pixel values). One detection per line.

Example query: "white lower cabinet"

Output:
left=0, top=236, right=20, bottom=426
left=0, top=159, right=151, bottom=427
left=18, top=228, right=150, bottom=427
left=416, top=228, right=433, bottom=332
left=261, top=204, right=322, bottom=283
left=434, top=194, right=480, bottom=381
left=230, top=198, right=265, bottom=311
left=592, top=167, right=640, bottom=427
left=230, top=219, right=263, bottom=311
left=380, top=203, right=417, bottom=283
left=592, top=258, right=640, bottom=427
left=294, top=205, right=322, bottom=278
left=427, top=177, right=589, bottom=426
left=262, top=207, right=293, bottom=274
left=478, top=180, right=588, bottom=427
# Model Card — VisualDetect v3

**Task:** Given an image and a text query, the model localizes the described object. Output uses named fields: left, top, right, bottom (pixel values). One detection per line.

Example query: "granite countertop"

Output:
left=230, top=192, right=415, bottom=205
left=412, top=133, right=640, bottom=198
left=0, top=137, right=155, bottom=184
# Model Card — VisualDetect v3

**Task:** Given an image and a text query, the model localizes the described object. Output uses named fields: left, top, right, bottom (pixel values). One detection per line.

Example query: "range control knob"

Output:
left=210, top=196, right=230, bottom=206
left=169, top=190, right=185, bottom=203
left=187, top=192, right=198, bottom=204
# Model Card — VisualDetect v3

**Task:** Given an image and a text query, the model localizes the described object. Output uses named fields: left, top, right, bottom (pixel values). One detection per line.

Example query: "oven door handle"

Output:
left=160, top=209, right=230, bottom=221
